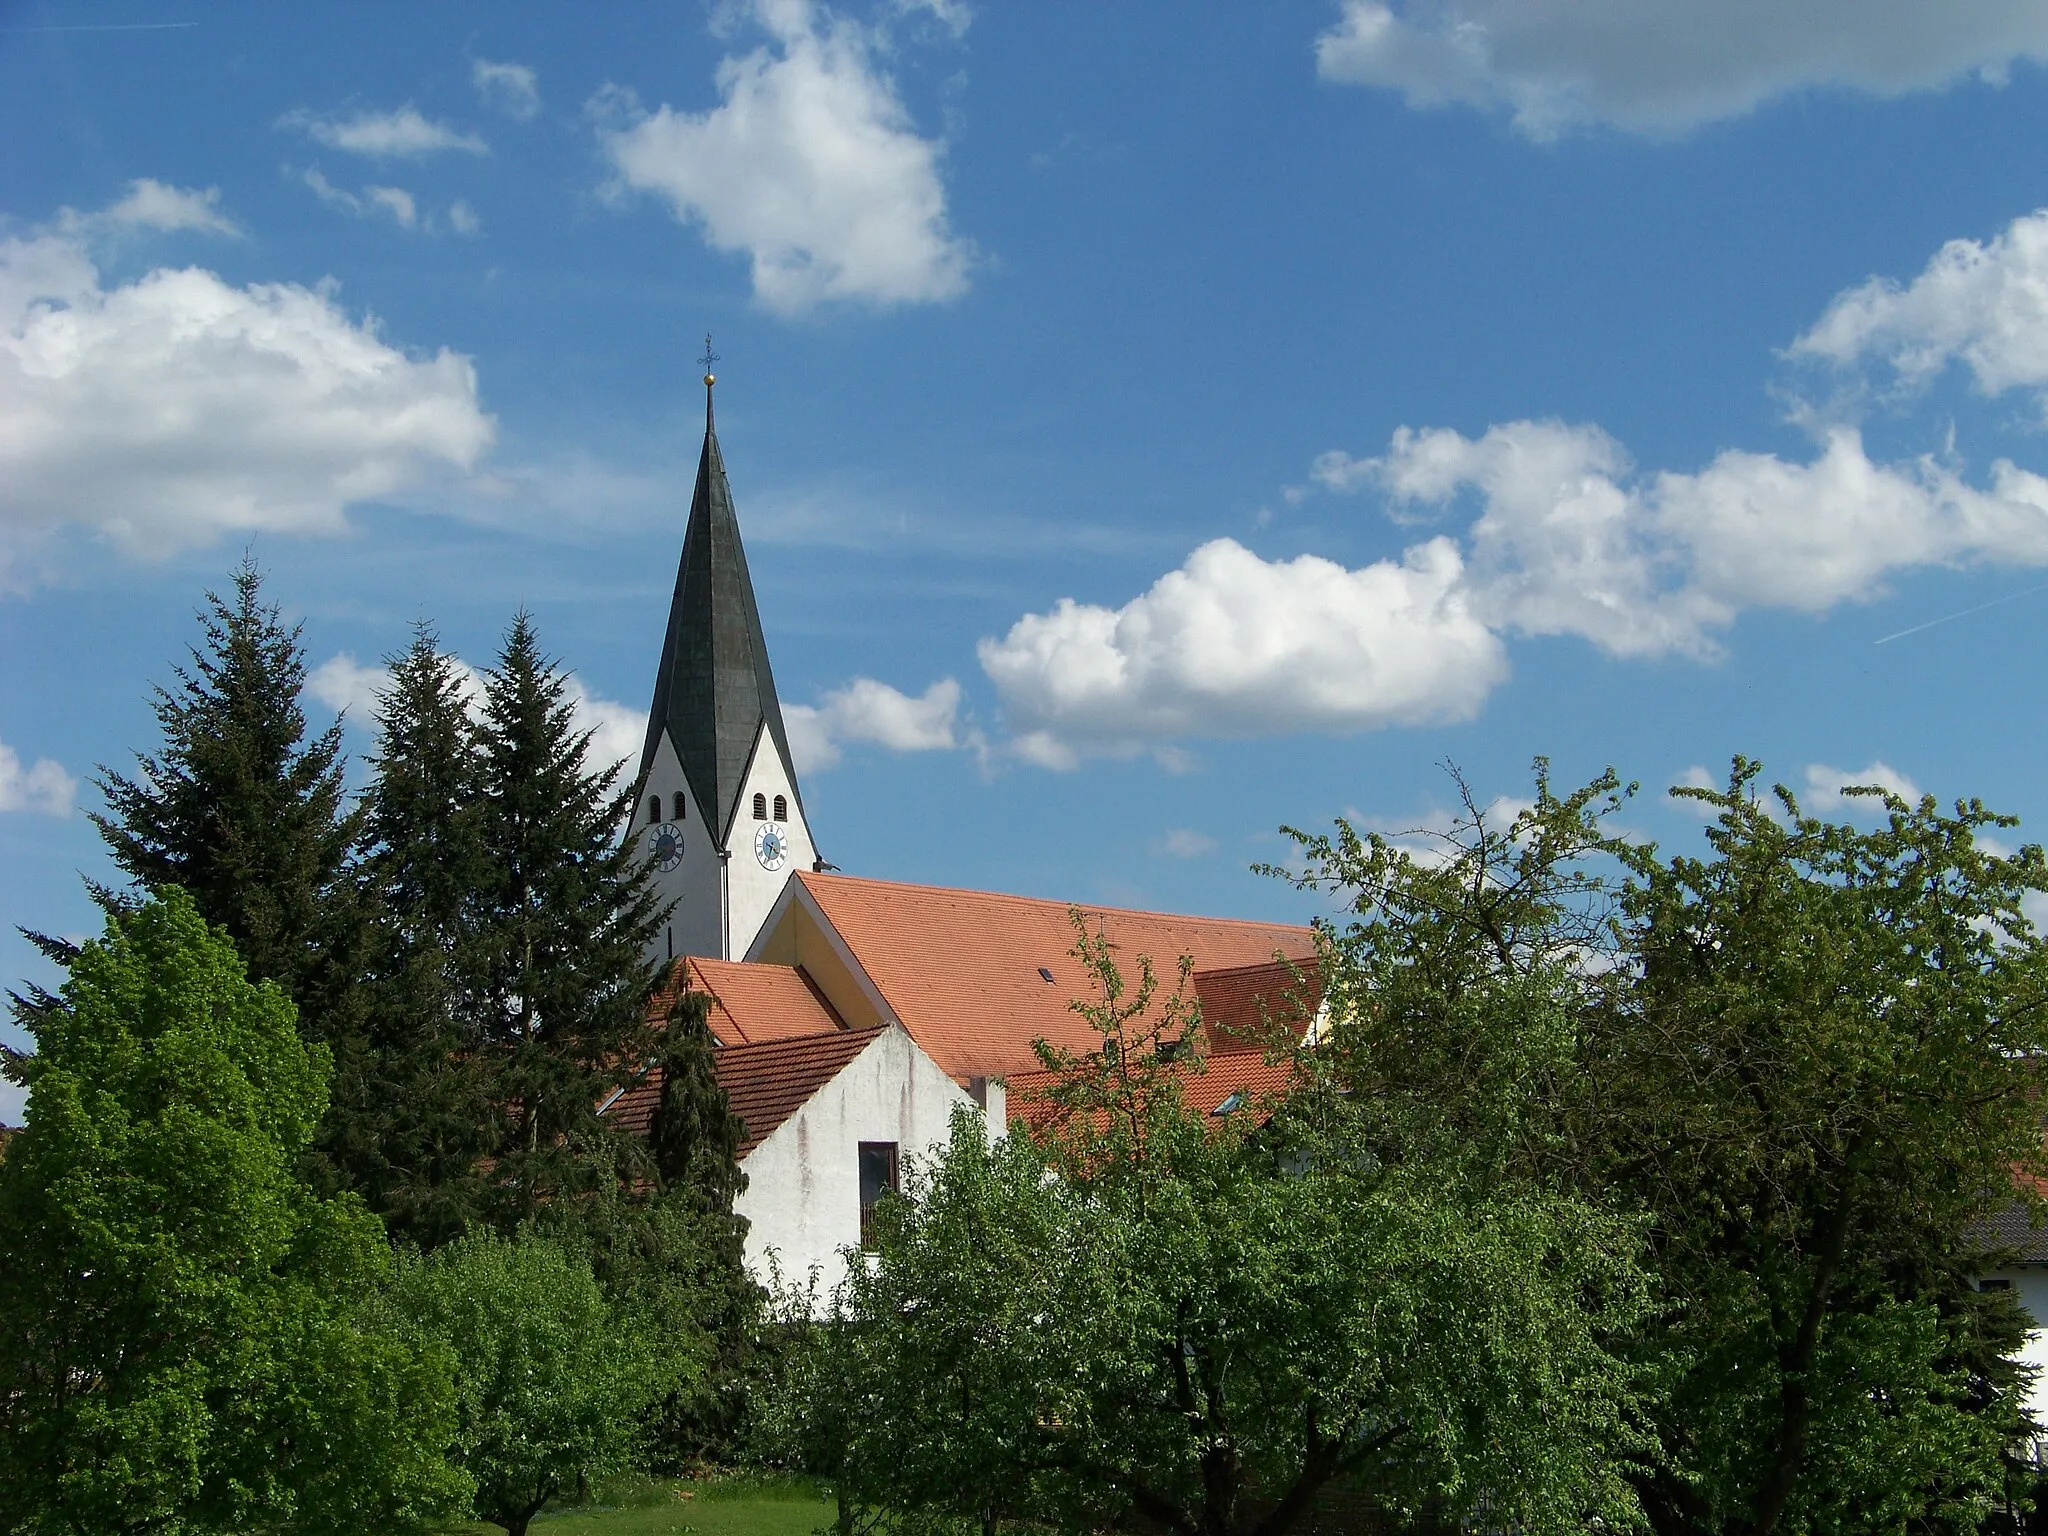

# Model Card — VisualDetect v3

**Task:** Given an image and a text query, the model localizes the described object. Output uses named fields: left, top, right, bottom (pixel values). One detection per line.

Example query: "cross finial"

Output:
left=698, top=333, right=720, bottom=427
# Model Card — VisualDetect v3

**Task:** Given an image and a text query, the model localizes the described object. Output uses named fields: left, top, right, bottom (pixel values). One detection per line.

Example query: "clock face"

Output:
left=650, top=825, right=684, bottom=871
left=754, top=821, right=790, bottom=872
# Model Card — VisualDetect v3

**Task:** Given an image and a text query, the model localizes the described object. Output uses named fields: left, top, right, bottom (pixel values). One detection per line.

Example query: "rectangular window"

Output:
left=858, top=1141, right=899, bottom=1250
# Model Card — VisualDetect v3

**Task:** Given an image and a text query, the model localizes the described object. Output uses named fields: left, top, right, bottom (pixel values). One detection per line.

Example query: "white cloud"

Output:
left=364, top=186, right=419, bottom=227
left=473, top=59, right=541, bottom=120
left=95, top=179, right=241, bottom=237
left=306, top=653, right=393, bottom=720
left=893, top=0, right=972, bottom=36
left=1669, top=764, right=1722, bottom=817
left=1361, top=420, right=2048, bottom=658
left=300, top=170, right=466, bottom=234
left=309, top=652, right=645, bottom=782
left=0, top=223, right=493, bottom=579
left=1315, top=0, right=2048, bottom=139
left=1155, top=828, right=1217, bottom=859
left=595, top=0, right=972, bottom=314
left=1803, top=760, right=1924, bottom=814
left=784, top=676, right=962, bottom=771
left=977, top=536, right=1507, bottom=768
left=1791, top=207, right=2048, bottom=406
left=0, top=1080, right=22, bottom=1128
left=282, top=105, right=486, bottom=157
left=0, top=736, right=74, bottom=816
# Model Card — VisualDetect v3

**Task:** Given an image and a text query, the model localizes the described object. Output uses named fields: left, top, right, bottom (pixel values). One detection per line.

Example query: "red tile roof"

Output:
left=603, top=1025, right=884, bottom=1159
left=1193, top=958, right=1322, bottom=1054
left=794, top=872, right=1316, bottom=1079
left=649, top=956, right=847, bottom=1046
left=1006, top=1051, right=1301, bottom=1138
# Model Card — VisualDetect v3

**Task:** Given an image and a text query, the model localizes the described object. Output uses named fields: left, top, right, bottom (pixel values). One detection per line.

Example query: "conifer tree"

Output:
left=650, top=989, right=748, bottom=1214
left=471, top=611, right=667, bottom=1225
left=92, top=558, right=368, bottom=1042
left=91, top=559, right=373, bottom=1190
left=354, top=626, right=496, bottom=1246
left=643, top=988, right=763, bottom=1460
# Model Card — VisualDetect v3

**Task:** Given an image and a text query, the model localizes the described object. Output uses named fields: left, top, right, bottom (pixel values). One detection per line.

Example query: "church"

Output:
left=601, top=366, right=1319, bottom=1292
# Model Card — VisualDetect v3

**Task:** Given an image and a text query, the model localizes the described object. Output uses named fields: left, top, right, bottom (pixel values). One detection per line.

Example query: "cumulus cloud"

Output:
left=1803, top=760, right=1925, bottom=813
left=0, top=221, right=493, bottom=578
left=473, top=59, right=540, bottom=120
left=986, top=210, right=2048, bottom=766
left=1155, top=828, right=1218, bottom=859
left=1315, top=0, right=2048, bottom=139
left=282, top=104, right=487, bottom=157
left=0, top=736, right=74, bottom=816
left=978, top=537, right=1507, bottom=768
left=784, top=676, right=962, bottom=771
left=1361, top=420, right=2048, bottom=657
left=308, top=652, right=645, bottom=781
left=93, top=179, right=241, bottom=237
left=594, top=0, right=972, bottom=314
left=1791, top=206, right=2048, bottom=407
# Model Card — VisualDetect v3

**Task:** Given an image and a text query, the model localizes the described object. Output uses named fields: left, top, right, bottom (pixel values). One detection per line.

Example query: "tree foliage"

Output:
left=353, top=625, right=496, bottom=1246
left=0, top=889, right=464, bottom=1535
left=781, top=923, right=1649, bottom=1536
left=91, top=558, right=368, bottom=1055
left=470, top=611, right=668, bottom=1225
left=375, top=1228, right=664, bottom=1536
left=1278, top=758, right=2048, bottom=1536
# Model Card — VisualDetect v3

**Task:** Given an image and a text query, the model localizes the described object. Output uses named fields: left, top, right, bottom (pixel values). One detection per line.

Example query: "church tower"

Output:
left=634, top=358, right=817, bottom=964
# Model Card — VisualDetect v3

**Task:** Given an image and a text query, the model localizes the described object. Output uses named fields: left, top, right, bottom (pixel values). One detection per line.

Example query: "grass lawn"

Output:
left=447, top=1474, right=837, bottom=1536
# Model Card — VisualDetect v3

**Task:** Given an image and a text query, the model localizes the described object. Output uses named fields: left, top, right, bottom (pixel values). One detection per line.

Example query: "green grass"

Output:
left=446, top=1473, right=838, bottom=1536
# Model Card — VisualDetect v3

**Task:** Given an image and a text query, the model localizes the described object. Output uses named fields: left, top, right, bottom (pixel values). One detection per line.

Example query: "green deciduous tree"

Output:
left=1278, top=758, right=2048, bottom=1536
left=471, top=611, right=667, bottom=1225
left=376, top=1228, right=664, bottom=1536
left=787, top=926, right=1648, bottom=1536
left=0, top=889, right=465, bottom=1535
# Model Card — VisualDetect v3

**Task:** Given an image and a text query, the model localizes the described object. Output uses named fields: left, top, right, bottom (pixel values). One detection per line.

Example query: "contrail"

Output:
left=1873, top=579, right=2048, bottom=645
left=1, top=21, right=198, bottom=30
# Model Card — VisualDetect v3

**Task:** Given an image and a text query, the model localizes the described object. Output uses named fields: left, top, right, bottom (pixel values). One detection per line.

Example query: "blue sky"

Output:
left=10, top=1, right=2048, bottom=1118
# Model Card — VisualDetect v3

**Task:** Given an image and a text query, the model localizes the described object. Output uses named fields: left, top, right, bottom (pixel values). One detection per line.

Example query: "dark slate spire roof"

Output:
left=641, top=387, right=804, bottom=846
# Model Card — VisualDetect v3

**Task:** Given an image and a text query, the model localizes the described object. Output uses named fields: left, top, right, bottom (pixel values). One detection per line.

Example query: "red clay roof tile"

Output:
left=794, top=872, right=1315, bottom=1079
left=603, top=1025, right=884, bottom=1159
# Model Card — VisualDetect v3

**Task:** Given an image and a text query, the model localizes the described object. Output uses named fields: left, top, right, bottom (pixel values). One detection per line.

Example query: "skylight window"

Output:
left=1212, top=1091, right=1245, bottom=1117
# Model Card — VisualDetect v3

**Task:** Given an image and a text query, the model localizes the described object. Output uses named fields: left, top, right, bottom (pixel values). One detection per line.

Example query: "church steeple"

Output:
left=635, top=353, right=817, bottom=963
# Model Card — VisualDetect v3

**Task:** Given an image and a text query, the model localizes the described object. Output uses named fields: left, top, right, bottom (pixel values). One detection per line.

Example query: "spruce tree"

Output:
left=355, top=626, right=497, bottom=1246
left=471, top=612, right=667, bottom=1226
left=650, top=989, right=748, bottom=1213
left=91, top=558, right=373, bottom=1189
left=644, top=988, right=764, bottom=1462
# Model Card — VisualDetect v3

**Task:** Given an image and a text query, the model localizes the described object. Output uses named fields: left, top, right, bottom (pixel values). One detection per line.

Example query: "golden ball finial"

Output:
left=703, top=372, right=716, bottom=388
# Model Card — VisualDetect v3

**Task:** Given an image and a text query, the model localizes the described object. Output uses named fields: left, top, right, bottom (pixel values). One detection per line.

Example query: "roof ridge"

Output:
left=716, top=1022, right=884, bottom=1062
left=799, top=870, right=1314, bottom=934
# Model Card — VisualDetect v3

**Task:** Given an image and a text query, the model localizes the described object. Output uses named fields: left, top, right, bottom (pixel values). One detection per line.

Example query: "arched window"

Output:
left=773, top=794, right=788, bottom=822
left=672, top=792, right=687, bottom=822
left=753, top=792, right=768, bottom=821
left=648, top=795, right=661, bottom=824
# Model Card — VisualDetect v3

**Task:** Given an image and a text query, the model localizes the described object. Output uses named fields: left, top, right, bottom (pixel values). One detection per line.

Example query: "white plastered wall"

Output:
left=723, top=720, right=815, bottom=961
left=635, top=730, right=723, bottom=963
left=734, top=1024, right=989, bottom=1300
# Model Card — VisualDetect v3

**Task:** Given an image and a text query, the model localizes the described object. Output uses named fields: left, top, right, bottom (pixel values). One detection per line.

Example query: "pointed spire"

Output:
left=640, top=363, right=804, bottom=847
